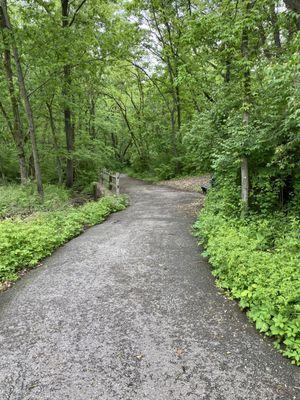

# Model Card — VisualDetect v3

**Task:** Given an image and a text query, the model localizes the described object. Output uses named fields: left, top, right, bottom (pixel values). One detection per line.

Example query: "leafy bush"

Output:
left=0, top=196, right=127, bottom=282
left=194, top=189, right=300, bottom=365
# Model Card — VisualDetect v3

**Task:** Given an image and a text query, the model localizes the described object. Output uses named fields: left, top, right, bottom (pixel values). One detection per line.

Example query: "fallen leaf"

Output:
left=175, top=348, right=184, bottom=357
left=135, top=354, right=144, bottom=361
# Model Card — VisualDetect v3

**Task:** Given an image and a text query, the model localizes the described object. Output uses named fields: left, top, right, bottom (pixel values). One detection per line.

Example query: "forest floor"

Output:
left=157, top=174, right=211, bottom=192
left=0, top=175, right=298, bottom=399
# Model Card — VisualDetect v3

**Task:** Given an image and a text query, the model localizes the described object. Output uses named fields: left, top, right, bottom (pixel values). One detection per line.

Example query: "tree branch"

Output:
left=69, top=0, right=88, bottom=26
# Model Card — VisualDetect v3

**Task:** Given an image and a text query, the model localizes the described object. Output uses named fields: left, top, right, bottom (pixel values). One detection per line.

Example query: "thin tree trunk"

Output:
left=12, top=43, right=43, bottom=196
left=0, top=165, right=6, bottom=183
left=240, top=1, right=252, bottom=214
left=0, top=101, right=27, bottom=182
left=241, top=111, right=250, bottom=214
left=165, top=58, right=180, bottom=174
left=89, top=97, right=96, bottom=139
left=0, top=5, right=27, bottom=183
left=46, top=101, right=63, bottom=184
left=175, top=84, right=181, bottom=131
left=170, top=107, right=180, bottom=175
left=0, top=0, right=43, bottom=196
left=61, top=0, right=74, bottom=188
left=63, top=65, right=74, bottom=187
left=269, top=3, right=281, bottom=50
left=241, top=154, right=249, bottom=208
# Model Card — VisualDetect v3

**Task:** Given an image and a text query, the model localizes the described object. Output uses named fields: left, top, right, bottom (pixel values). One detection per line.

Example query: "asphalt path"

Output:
left=0, top=176, right=299, bottom=399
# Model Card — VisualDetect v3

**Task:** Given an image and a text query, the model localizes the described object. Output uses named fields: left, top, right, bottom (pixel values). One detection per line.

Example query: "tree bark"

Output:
left=1, top=0, right=43, bottom=196
left=63, top=64, right=74, bottom=188
left=0, top=5, right=27, bottom=183
left=61, top=0, right=74, bottom=188
left=46, top=101, right=63, bottom=184
left=240, top=1, right=252, bottom=213
left=241, top=111, right=250, bottom=209
left=170, top=107, right=180, bottom=175
left=269, top=2, right=281, bottom=50
left=0, top=100, right=27, bottom=182
left=241, top=154, right=249, bottom=210
left=89, top=96, right=96, bottom=139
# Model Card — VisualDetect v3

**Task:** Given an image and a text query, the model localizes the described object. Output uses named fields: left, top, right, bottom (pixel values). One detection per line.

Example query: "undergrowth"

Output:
left=0, top=196, right=127, bottom=283
left=0, top=184, right=71, bottom=218
left=194, top=188, right=300, bottom=365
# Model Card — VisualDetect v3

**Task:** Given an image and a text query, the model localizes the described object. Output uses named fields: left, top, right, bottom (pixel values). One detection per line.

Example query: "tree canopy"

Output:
left=0, top=0, right=299, bottom=213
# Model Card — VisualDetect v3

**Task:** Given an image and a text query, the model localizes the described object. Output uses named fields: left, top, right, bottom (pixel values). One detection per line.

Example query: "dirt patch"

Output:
left=157, top=175, right=210, bottom=216
left=157, top=175, right=211, bottom=193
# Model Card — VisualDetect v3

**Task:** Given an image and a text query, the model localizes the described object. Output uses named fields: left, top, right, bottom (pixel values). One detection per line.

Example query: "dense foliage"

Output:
left=194, top=189, right=300, bottom=364
left=0, top=1, right=299, bottom=199
left=0, top=195, right=127, bottom=282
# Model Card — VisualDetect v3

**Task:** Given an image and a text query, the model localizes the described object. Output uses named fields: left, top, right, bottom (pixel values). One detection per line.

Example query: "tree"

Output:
left=0, top=0, right=43, bottom=196
left=0, top=4, right=27, bottom=183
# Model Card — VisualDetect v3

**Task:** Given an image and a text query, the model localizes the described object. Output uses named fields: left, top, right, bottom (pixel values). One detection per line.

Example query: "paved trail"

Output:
left=0, top=177, right=299, bottom=400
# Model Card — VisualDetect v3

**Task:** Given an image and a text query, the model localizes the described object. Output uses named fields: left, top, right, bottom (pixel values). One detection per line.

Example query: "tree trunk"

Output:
left=241, top=111, right=250, bottom=212
left=165, top=58, right=180, bottom=174
left=175, top=84, right=181, bottom=132
left=170, top=107, right=180, bottom=175
left=241, top=154, right=249, bottom=209
left=240, top=0, right=252, bottom=214
left=0, top=4, right=27, bottom=183
left=61, top=0, right=74, bottom=188
left=269, top=3, right=281, bottom=50
left=89, top=96, right=96, bottom=139
left=0, top=101, right=27, bottom=183
left=0, top=0, right=43, bottom=196
left=46, top=101, right=63, bottom=184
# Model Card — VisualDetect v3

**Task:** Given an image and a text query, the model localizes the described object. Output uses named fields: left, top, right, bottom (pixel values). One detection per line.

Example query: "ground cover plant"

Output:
left=0, top=196, right=127, bottom=283
left=194, top=188, right=300, bottom=365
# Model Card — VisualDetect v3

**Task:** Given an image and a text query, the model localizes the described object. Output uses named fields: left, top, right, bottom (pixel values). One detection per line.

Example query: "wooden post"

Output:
left=115, top=172, right=120, bottom=195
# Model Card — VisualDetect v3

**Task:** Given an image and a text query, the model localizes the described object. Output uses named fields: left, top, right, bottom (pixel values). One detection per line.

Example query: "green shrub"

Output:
left=0, top=196, right=127, bottom=282
left=194, top=189, right=300, bottom=365
left=0, top=183, right=71, bottom=218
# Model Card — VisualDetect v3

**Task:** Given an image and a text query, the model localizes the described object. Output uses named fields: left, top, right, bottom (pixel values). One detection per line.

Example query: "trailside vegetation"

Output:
left=0, top=0, right=299, bottom=362
left=194, top=191, right=300, bottom=364
left=0, top=195, right=127, bottom=283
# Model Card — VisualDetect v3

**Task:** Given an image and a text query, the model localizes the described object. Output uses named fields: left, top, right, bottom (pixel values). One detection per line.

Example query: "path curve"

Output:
left=0, top=176, right=299, bottom=400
